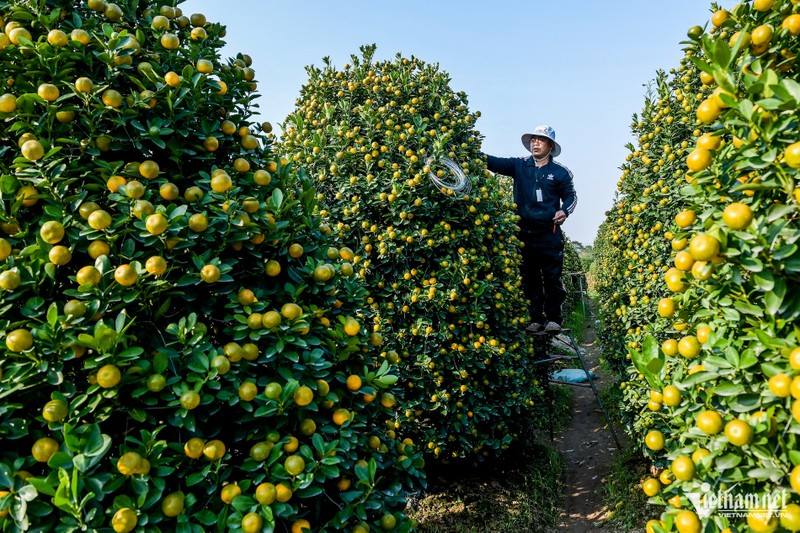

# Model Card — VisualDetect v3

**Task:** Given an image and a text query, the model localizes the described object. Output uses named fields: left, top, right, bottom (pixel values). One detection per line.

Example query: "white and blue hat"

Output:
left=521, top=124, right=561, bottom=157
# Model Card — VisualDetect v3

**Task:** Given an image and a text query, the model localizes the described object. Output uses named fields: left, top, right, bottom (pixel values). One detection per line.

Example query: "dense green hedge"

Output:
left=279, top=45, right=542, bottom=463
left=0, top=2, right=421, bottom=531
left=596, top=1, right=800, bottom=531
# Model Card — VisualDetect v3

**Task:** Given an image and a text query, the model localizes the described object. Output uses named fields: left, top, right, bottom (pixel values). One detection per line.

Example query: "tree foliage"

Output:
left=0, top=2, right=421, bottom=531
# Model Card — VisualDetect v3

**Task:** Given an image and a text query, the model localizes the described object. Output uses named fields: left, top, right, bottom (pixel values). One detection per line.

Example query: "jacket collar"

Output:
left=527, top=155, right=551, bottom=168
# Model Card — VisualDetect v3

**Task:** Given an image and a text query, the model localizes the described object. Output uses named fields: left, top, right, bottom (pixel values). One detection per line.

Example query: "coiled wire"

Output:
left=426, top=156, right=472, bottom=197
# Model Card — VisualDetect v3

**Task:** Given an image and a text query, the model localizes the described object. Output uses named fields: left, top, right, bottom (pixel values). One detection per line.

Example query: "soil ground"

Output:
left=551, top=322, right=627, bottom=532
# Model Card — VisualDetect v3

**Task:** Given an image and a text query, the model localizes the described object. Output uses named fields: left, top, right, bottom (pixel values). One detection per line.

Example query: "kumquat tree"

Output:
left=16, top=0, right=800, bottom=530
left=0, top=1, right=423, bottom=531
left=279, top=45, right=544, bottom=464
left=596, top=0, right=800, bottom=532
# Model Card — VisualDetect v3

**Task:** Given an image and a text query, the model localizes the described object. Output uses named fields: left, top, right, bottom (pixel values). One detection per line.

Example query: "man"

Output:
left=484, top=125, right=577, bottom=333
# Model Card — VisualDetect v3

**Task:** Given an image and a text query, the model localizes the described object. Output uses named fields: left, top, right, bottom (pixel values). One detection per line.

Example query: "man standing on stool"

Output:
left=483, top=125, right=577, bottom=333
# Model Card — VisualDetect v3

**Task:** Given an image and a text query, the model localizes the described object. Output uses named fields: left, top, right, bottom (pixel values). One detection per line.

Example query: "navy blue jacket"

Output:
left=485, top=154, right=577, bottom=233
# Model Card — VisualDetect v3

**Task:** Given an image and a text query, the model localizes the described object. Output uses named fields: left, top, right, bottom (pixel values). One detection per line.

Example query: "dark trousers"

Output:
left=520, top=231, right=566, bottom=325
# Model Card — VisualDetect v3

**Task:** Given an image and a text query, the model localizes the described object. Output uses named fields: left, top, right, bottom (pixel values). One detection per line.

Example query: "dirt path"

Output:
left=552, top=323, right=627, bottom=532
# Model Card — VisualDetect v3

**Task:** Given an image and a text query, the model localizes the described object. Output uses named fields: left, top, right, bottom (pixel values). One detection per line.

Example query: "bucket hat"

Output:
left=521, top=125, right=561, bottom=157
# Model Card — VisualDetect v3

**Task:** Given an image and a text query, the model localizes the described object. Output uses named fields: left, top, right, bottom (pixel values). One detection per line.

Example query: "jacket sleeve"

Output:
left=482, top=153, right=517, bottom=178
left=560, top=169, right=577, bottom=217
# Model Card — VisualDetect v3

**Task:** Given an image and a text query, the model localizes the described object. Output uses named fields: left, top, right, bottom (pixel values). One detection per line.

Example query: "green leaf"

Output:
left=181, top=64, right=195, bottom=80
left=194, top=510, right=217, bottom=526
left=117, top=347, right=144, bottom=359
left=72, top=454, right=92, bottom=473
left=754, top=270, right=775, bottom=292
left=790, top=450, right=800, bottom=466
left=786, top=255, right=800, bottom=275
left=154, top=352, right=168, bottom=374
left=760, top=70, right=780, bottom=98
left=747, top=467, right=784, bottom=482
left=703, top=356, right=732, bottom=369
left=683, top=370, right=717, bottom=386
left=115, top=312, right=128, bottom=333
left=755, top=97, right=784, bottom=110
left=47, top=452, right=73, bottom=470
left=84, top=427, right=111, bottom=457
left=752, top=330, right=780, bottom=352
left=269, top=188, right=285, bottom=210
left=311, top=432, right=325, bottom=454
left=767, top=204, right=795, bottom=223
left=738, top=350, right=759, bottom=369
left=340, top=490, right=361, bottom=504
left=17, top=485, right=37, bottom=502
left=727, top=393, right=761, bottom=413
left=354, top=462, right=370, bottom=483
left=376, top=374, right=398, bottom=387
left=0, top=463, right=11, bottom=488
left=738, top=99, right=755, bottom=122
left=689, top=55, right=713, bottom=75
left=765, top=278, right=786, bottom=316
left=716, top=453, right=743, bottom=471
left=295, top=485, right=323, bottom=498
left=231, top=494, right=255, bottom=512
left=630, top=334, right=664, bottom=389
left=53, top=469, right=74, bottom=513
left=0, top=175, right=19, bottom=194
left=778, top=78, right=800, bottom=105
left=53, top=493, right=73, bottom=514
left=176, top=274, right=198, bottom=287
left=93, top=322, right=117, bottom=352
left=186, top=472, right=206, bottom=487
left=723, top=346, right=740, bottom=368
left=376, top=359, right=389, bottom=376
left=77, top=334, right=96, bottom=349
left=773, top=244, right=797, bottom=261
left=713, top=383, right=745, bottom=396
left=169, top=204, right=188, bottom=220
left=734, top=300, right=763, bottom=317
left=27, top=477, right=56, bottom=497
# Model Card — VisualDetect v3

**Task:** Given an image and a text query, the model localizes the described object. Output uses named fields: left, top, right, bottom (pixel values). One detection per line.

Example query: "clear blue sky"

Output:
left=182, top=0, right=733, bottom=246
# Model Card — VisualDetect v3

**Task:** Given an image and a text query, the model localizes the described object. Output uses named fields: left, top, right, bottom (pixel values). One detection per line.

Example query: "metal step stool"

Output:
left=529, top=328, right=621, bottom=448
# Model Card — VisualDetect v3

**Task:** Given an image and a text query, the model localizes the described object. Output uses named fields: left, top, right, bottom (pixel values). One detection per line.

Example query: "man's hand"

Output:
left=553, top=210, right=567, bottom=225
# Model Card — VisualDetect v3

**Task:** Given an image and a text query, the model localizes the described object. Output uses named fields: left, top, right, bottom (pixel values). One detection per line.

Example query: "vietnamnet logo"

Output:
left=685, top=483, right=790, bottom=519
